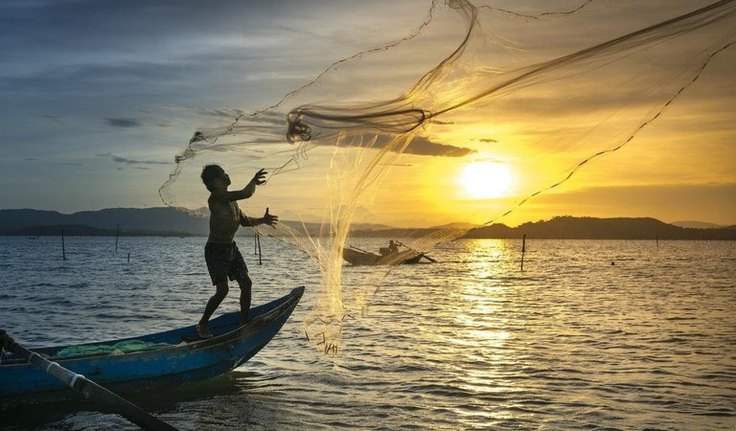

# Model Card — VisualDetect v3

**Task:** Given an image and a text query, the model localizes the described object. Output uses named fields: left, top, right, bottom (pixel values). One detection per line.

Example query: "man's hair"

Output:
left=201, top=164, right=224, bottom=192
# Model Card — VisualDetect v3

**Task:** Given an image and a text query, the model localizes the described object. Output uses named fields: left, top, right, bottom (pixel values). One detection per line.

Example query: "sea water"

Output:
left=0, top=236, right=734, bottom=430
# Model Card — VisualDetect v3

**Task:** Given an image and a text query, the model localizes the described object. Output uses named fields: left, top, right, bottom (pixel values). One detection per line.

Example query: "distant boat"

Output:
left=343, top=246, right=425, bottom=266
left=0, top=286, right=304, bottom=409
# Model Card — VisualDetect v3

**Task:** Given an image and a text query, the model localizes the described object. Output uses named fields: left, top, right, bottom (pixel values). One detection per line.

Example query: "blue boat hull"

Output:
left=0, top=286, right=304, bottom=408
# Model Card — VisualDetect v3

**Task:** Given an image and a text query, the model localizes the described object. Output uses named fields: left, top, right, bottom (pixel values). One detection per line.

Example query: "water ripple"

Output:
left=1, top=237, right=734, bottom=430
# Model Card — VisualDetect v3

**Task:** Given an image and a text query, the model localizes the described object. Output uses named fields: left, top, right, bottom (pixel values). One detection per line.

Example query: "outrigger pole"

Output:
left=0, top=331, right=179, bottom=431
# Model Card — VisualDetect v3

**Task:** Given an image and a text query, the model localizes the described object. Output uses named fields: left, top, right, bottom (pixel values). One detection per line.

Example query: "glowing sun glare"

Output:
left=460, top=162, right=512, bottom=199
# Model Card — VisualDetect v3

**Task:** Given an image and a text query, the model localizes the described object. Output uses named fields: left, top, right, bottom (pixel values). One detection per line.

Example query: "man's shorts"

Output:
left=204, top=242, right=248, bottom=285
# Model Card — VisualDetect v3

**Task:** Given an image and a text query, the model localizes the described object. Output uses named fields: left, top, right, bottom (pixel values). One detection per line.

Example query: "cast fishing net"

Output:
left=159, top=0, right=736, bottom=354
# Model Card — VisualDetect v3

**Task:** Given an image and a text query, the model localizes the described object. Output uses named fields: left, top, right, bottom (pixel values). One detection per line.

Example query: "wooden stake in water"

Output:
left=115, top=224, right=120, bottom=255
left=62, top=229, right=66, bottom=261
left=520, top=234, right=526, bottom=272
left=257, top=232, right=263, bottom=265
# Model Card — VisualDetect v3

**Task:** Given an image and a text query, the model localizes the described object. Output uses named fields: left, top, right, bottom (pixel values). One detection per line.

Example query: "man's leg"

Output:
left=198, top=281, right=229, bottom=337
left=236, top=273, right=253, bottom=325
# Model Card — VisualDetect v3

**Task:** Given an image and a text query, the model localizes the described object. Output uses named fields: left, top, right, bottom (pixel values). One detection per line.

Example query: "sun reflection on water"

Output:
left=446, top=240, right=522, bottom=406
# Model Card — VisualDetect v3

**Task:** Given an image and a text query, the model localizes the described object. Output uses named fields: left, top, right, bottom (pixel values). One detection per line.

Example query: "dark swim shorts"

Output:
left=204, top=242, right=248, bottom=285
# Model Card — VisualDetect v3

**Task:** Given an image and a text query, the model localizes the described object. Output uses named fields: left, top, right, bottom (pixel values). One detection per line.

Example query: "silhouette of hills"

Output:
left=350, top=216, right=736, bottom=240
left=670, top=220, right=726, bottom=229
left=463, top=216, right=736, bottom=240
left=0, top=208, right=388, bottom=237
left=0, top=208, right=208, bottom=236
left=1, top=209, right=734, bottom=240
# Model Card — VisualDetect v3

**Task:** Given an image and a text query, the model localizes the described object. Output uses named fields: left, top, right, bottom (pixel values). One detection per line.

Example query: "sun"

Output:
left=459, top=162, right=512, bottom=199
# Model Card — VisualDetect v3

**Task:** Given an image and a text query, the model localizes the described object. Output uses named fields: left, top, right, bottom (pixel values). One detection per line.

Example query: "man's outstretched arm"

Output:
left=240, top=208, right=278, bottom=228
left=225, top=169, right=268, bottom=201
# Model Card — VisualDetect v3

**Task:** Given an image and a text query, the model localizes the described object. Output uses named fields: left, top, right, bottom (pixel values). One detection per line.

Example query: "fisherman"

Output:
left=196, top=164, right=278, bottom=339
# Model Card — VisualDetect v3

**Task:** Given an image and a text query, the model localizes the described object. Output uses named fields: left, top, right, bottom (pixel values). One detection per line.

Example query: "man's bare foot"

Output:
left=196, top=323, right=213, bottom=339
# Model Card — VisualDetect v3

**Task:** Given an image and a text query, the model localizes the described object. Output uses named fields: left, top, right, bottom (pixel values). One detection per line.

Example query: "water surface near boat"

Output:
left=1, top=236, right=734, bottom=430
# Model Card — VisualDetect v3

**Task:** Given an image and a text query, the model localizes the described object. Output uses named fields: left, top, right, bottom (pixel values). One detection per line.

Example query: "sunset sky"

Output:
left=1, top=0, right=734, bottom=227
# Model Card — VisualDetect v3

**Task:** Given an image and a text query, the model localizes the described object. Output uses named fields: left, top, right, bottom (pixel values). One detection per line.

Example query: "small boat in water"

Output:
left=0, top=286, right=304, bottom=409
left=343, top=247, right=425, bottom=266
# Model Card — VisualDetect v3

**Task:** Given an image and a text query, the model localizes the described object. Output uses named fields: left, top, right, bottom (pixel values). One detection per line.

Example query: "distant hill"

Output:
left=0, top=208, right=396, bottom=237
left=1, top=210, right=734, bottom=240
left=345, top=216, right=736, bottom=240
left=463, top=216, right=736, bottom=240
left=11, top=224, right=124, bottom=236
left=429, top=222, right=480, bottom=230
left=0, top=208, right=209, bottom=236
left=670, top=220, right=725, bottom=229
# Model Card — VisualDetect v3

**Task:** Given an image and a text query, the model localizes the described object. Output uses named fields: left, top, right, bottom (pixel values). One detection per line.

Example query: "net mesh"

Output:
left=158, top=0, right=736, bottom=354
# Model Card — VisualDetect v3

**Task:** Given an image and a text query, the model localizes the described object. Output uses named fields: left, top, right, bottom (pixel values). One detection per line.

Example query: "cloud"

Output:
left=194, top=107, right=246, bottom=119
left=39, top=114, right=65, bottom=123
left=156, top=120, right=176, bottom=128
left=105, top=118, right=142, bottom=128
left=322, top=133, right=474, bottom=158
left=404, top=135, right=475, bottom=157
left=214, top=110, right=285, bottom=126
left=97, top=152, right=168, bottom=169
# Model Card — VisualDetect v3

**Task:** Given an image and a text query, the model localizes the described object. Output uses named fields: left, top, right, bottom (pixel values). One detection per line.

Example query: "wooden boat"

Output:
left=343, top=247, right=424, bottom=266
left=0, top=286, right=304, bottom=409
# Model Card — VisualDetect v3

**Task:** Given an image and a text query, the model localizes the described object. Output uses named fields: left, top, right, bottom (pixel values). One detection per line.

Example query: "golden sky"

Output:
left=2, top=0, right=734, bottom=227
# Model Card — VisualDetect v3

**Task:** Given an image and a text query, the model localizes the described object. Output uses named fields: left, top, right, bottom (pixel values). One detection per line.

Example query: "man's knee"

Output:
left=238, top=274, right=252, bottom=290
left=214, top=281, right=229, bottom=298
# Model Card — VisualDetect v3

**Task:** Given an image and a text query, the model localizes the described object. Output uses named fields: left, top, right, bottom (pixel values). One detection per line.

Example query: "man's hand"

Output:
left=262, top=207, right=278, bottom=228
left=251, top=168, right=268, bottom=186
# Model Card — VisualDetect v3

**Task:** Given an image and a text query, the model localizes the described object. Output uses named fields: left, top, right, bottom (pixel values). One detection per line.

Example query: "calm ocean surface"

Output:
left=0, top=236, right=734, bottom=430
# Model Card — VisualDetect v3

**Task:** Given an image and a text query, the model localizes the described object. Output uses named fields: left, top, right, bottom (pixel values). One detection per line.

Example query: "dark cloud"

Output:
left=105, top=118, right=142, bottom=128
left=404, top=135, right=474, bottom=157
left=479, top=138, right=498, bottom=143
left=97, top=152, right=168, bottom=167
left=336, top=134, right=474, bottom=157
left=39, top=114, right=65, bottom=123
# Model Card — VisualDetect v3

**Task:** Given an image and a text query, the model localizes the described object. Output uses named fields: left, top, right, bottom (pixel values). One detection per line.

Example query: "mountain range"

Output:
left=0, top=208, right=390, bottom=238
left=0, top=208, right=734, bottom=240
left=460, top=216, right=735, bottom=240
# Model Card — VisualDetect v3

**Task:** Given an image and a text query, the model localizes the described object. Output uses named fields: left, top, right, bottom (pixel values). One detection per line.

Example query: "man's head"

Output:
left=201, top=164, right=230, bottom=191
